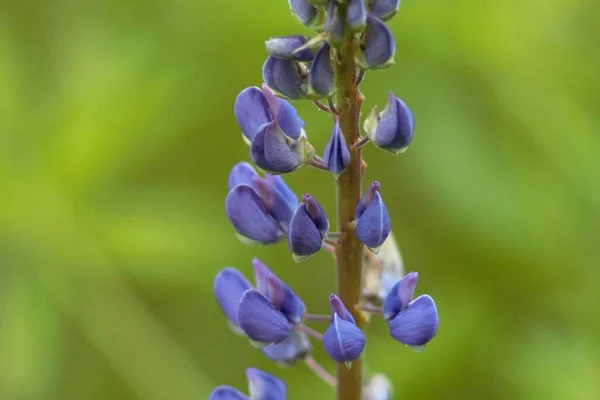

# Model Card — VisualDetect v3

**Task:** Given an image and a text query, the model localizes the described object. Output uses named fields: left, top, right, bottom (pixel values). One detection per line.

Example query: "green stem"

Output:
left=334, top=4, right=366, bottom=400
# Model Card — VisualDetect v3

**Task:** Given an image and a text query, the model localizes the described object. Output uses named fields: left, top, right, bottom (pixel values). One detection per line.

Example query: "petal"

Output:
left=382, top=272, right=418, bottom=320
left=288, top=0, right=319, bottom=26
left=323, top=313, right=366, bottom=363
left=250, top=121, right=310, bottom=174
left=328, top=294, right=355, bottom=324
left=246, top=368, right=287, bottom=400
left=225, top=185, right=284, bottom=244
left=388, top=295, right=438, bottom=346
left=308, top=43, right=334, bottom=97
left=209, top=386, right=250, bottom=400
left=302, top=194, right=329, bottom=235
left=363, top=374, right=393, bottom=400
left=213, top=268, right=253, bottom=332
left=261, top=330, right=311, bottom=365
left=263, top=174, right=298, bottom=211
left=325, top=1, right=344, bottom=47
left=287, top=202, right=323, bottom=261
left=238, top=289, right=294, bottom=343
left=322, top=118, right=350, bottom=177
left=355, top=191, right=391, bottom=250
left=369, top=0, right=400, bottom=21
left=373, top=93, right=414, bottom=153
left=355, top=181, right=381, bottom=220
left=346, top=0, right=367, bottom=32
left=228, top=162, right=258, bottom=191
left=234, top=87, right=273, bottom=143
left=253, top=176, right=296, bottom=229
left=263, top=56, right=307, bottom=99
left=265, top=35, right=314, bottom=61
left=252, top=258, right=305, bottom=324
left=359, top=14, right=395, bottom=69
left=262, top=83, right=306, bottom=140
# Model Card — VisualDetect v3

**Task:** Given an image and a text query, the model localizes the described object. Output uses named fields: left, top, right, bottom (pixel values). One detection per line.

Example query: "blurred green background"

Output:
left=1, top=0, right=599, bottom=399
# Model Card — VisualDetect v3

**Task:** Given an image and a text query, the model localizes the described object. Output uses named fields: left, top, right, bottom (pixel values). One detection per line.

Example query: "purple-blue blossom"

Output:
left=288, top=0, right=320, bottom=27
left=263, top=56, right=308, bottom=99
left=209, top=368, right=286, bottom=400
left=369, top=0, right=401, bottom=21
left=261, top=329, right=311, bottom=365
left=308, top=43, right=334, bottom=97
left=323, top=294, right=365, bottom=364
left=347, top=0, right=367, bottom=32
left=288, top=194, right=329, bottom=261
left=364, top=92, right=415, bottom=154
left=355, top=181, right=391, bottom=252
left=358, top=14, right=395, bottom=69
left=323, top=118, right=350, bottom=178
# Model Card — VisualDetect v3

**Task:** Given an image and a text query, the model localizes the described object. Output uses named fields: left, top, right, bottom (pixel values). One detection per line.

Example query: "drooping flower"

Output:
left=363, top=92, right=414, bottom=154
left=355, top=181, right=391, bottom=252
left=288, top=194, right=329, bottom=261
left=322, top=118, right=350, bottom=178
left=225, top=162, right=297, bottom=245
left=265, top=35, right=315, bottom=61
left=323, top=294, right=365, bottom=365
left=213, top=259, right=305, bottom=344
left=383, top=272, right=439, bottom=349
left=357, top=14, right=395, bottom=69
left=209, top=368, right=286, bottom=400
left=234, top=84, right=306, bottom=144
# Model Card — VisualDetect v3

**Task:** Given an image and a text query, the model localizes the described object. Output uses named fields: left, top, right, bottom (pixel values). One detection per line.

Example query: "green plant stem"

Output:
left=334, top=4, right=366, bottom=400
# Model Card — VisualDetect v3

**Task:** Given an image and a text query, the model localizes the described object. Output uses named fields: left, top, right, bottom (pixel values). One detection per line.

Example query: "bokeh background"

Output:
left=1, top=0, right=599, bottom=399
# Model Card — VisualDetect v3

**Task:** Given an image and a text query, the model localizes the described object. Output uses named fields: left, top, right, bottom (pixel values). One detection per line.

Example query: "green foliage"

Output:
left=1, top=0, right=599, bottom=399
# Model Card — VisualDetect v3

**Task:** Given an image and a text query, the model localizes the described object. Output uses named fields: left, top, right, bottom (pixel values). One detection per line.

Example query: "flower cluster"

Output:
left=211, top=0, right=439, bottom=398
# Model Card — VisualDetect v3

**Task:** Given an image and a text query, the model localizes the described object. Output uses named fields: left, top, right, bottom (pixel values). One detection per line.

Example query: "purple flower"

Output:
left=308, top=43, right=334, bottom=97
left=288, top=194, right=329, bottom=261
left=213, top=259, right=305, bottom=344
left=250, top=120, right=315, bottom=174
left=225, top=163, right=297, bottom=245
left=209, top=368, right=286, bottom=400
left=322, top=118, right=350, bottom=178
left=369, top=0, right=400, bottom=21
left=263, top=56, right=308, bottom=99
left=358, top=14, right=395, bottom=69
left=383, top=273, right=439, bottom=348
left=261, top=329, right=311, bottom=365
left=323, top=294, right=365, bottom=365
left=355, top=181, right=391, bottom=252
left=234, top=84, right=305, bottom=144
left=347, top=0, right=367, bottom=32
left=289, top=0, right=320, bottom=27
left=325, top=1, right=344, bottom=47
left=265, top=35, right=315, bottom=61
left=364, top=92, right=414, bottom=154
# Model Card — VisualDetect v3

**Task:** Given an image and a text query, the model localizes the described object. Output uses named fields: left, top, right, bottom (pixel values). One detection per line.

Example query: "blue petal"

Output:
left=228, top=162, right=258, bottom=191
left=325, top=1, right=344, bottom=46
left=253, top=177, right=296, bottom=229
left=347, top=0, right=367, bottom=32
left=261, top=330, right=311, bottom=365
left=225, top=184, right=284, bottom=244
left=208, top=386, right=250, bottom=400
left=323, top=313, right=366, bottom=363
left=355, top=192, right=391, bottom=250
left=361, top=14, right=395, bottom=69
left=262, top=83, right=305, bottom=140
left=383, top=272, right=418, bottom=320
left=252, top=258, right=305, bottom=324
left=250, top=121, right=305, bottom=174
left=355, top=181, right=380, bottom=220
left=369, top=0, right=400, bottom=21
left=265, top=35, right=314, bottom=61
left=263, top=174, right=298, bottom=211
left=328, top=294, right=355, bottom=324
left=238, top=289, right=294, bottom=344
left=263, top=56, right=307, bottom=99
left=213, top=268, right=253, bottom=332
left=373, top=93, right=414, bottom=152
left=388, top=295, right=438, bottom=346
left=288, top=202, right=323, bottom=260
left=323, top=119, right=350, bottom=177
left=234, top=87, right=273, bottom=143
left=246, top=368, right=287, bottom=400
left=302, top=194, right=329, bottom=236
left=309, top=43, right=334, bottom=96
left=288, top=0, right=319, bottom=26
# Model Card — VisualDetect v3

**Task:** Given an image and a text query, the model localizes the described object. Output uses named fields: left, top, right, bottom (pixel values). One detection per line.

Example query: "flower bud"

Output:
left=328, top=294, right=355, bottom=323
left=363, top=374, right=393, bottom=400
left=238, top=289, right=294, bottom=344
left=382, top=271, right=418, bottom=320
left=308, top=43, right=334, bottom=97
left=209, top=386, right=249, bottom=400
left=388, top=294, right=438, bottom=348
left=250, top=120, right=315, bottom=174
left=289, top=0, right=320, bottom=27
left=234, top=85, right=305, bottom=144
left=227, top=162, right=258, bottom=190
left=265, top=35, right=314, bottom=61
left=213, top=267, right=253, bottom=334
left=355, top=181, right=391, bottom=252
left=369, top=0, right=400, bottom=21
left=263, top=56, right=308, bottom=99
left=347, top=0, right=367, bottom=32
left=261, top=329, right=311, bottom=365
left=288, top=194, right=329, bottom=261
left=357, top=14, right=395, bottom=69
left=363, top=92, right=414, bottom=154
left=323, top=294, right=365, bottom=364
left=325, top=1, right=344, bottom=47
left=246, top=368, right=287, bottom=400
left=322, top=118, right=350, bottom=178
